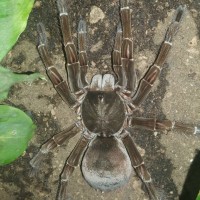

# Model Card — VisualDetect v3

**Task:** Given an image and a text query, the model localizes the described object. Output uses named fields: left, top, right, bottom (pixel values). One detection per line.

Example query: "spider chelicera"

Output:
left=30, top=0, right=199, bottom=199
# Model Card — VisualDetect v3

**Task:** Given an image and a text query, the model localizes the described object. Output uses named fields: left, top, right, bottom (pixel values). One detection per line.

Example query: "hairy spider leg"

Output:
left=121, top=132, right=159, bottom=200
left=37, top=23, right=77, bottom=107
left=120, top=0, right=137, bottom=96
left=57, top=0, right=86, bottom=93
left=112, top=24, right=125, bottom=86
left=131, top=117, right=200, bottom=135
left=132, top=6, right=185, bottom=107
left=78, top=19, right=89, bottom=88
left=30, top=124, right=79, bottom=171
left=57, top=135, right=92, bottom=200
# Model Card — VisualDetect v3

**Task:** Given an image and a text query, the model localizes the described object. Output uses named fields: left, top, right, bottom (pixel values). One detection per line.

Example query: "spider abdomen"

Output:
left=82, top=136, right=132, bottom=191
left=81, top=91, right=126, bottom=137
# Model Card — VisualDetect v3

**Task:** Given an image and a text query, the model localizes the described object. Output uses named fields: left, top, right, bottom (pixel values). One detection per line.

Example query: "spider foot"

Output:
left=78, top=18, right=86, bottom=33
left=57, top=164, right=75, bottom=200
left=57, top=181, right=68, bottom=200
left=165, top=5, right=186, bottom=43
left=148, top=185, right=168, bottom=200
left=143, top=182, right=161, bottom=200
left=37, top=23, right=47, bottom=46
left=29, top=150, right=47, bottom=172
left=57, top=0, right=68, bottom=15
left=29, top=167, right=40, bottom=178
left=175, top=5, right=186, bottom=22
left=194, top=126, right=200, bottom=135
left=120, top=0, right=129, bottom=8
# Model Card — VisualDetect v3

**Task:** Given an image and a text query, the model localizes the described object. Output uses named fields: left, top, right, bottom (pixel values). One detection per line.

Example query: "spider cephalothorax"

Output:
left=82, top=74, right=127, bottom=137
left=30, top=0, right=200, bottom=199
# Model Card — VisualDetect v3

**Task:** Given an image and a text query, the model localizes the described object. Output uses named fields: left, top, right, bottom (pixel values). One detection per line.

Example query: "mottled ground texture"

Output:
left=0, top=0, right=200, bottom=200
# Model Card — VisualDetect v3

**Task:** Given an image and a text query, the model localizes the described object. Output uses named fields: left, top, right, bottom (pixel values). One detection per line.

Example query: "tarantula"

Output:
left=30, top=0, right=199, bottom=199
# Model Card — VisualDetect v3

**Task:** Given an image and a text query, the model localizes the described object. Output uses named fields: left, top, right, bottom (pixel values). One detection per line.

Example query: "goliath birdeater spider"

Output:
left=30, top=0, right=200, bottom=199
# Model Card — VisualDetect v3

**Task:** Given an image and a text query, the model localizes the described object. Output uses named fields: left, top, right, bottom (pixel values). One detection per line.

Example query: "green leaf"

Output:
left=0, top=105, right=35, bottom=165
left=196, top=193, right=200, bottom=200
left=0, top=0, right=34, bottom=61
left=0, top=66, right=45, bottom=101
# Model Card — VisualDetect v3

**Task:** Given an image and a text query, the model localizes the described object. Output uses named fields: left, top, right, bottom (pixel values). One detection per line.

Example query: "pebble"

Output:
left=89, top=6, right=105, bottom=24
left=34, top=1, right=41, bottom=8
